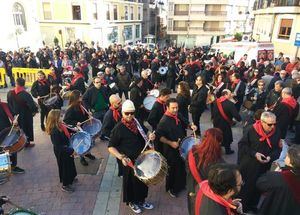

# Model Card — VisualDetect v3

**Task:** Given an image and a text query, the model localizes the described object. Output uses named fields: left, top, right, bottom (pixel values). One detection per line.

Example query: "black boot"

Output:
left=80, top=157, right=88, bottom=166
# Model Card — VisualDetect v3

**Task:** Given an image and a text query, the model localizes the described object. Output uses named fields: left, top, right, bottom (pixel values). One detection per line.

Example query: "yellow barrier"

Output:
left=0, top=68, right=6, bottom=87
left=12, top=68, right=52, bottom=87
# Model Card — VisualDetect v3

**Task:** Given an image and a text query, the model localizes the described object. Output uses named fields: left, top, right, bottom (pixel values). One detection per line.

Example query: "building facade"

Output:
left=252, top=0, right=300, bottom=58
left=37, top=0, right=143, bottom=47
left=166, top=0, right=251, bottom=47
left=0, top=0, right=43, bottom=52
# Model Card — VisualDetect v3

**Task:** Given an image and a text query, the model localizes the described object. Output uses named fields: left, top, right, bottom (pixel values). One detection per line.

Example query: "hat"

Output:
left=122, top=100, right=135, bottom=112
left=97, top=71, right=104, bottom=76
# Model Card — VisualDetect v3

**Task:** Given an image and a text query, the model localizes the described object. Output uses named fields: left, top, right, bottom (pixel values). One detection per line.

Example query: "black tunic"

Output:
left=156, top=114, right=188, bottom=194
left=190, top=85, right=208, bottom=114
left=130, top=84, right=145, bottom=120
left=212, top=100, right=241, bottom=147
left=108, top=121, right=148, bottom=204
left=63, top=105, right=89, bottom=126
left=147, top=101, right=165, bottom=130
left=101, top=109, right=120, bottom=137
left=238, top=126, right=281, bottom=211
left=256, top=170, right=300, bottom=215
left=198, top=195, right=228, bottom=215
left=176, top=94, right=190, bottom=121
left=69, top=77, right=86, bottom=94
left=82, top=86, right=109, bottom=112
left=0, top=104, right=11, bottom=131
left=7, top=90, right=38, bottom=141
left=50, top=127, right=77, bottom=186
left=273, top=103, right=295, bottom=139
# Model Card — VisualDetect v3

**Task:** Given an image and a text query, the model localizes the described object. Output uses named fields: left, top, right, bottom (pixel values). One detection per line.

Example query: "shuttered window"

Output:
left=278, top=19, right=293, bottom=39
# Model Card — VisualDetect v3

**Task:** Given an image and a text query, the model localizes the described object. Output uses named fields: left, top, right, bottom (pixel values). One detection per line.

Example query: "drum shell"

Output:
left=179, top=136, right=201, bottom=160
left=0, top=127, right=27, bottom=154
left=149, top=89, right=159, bottom=98
left=109, top=82, right=119, bottom=94
left=43, top=95, right=59, bottom=109
left=134, top=150, right=168, bottom=185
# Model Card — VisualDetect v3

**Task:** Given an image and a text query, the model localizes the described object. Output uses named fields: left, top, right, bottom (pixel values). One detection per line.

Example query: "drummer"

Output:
left=65, top=67, right=86, bottom=95
left=140, top=70, right=155, bottom=95
left=156, top=98, right=197, bottom=198
left=63, top=90, right=96, bottom=166
left=0, top=99, right=24, bottom=175
left=31, top=70, right=51, bottom=131
left=130, top=76, right=146, bottom=122
left=46, top=109, right=77, bottom=193
left=108, top=100, right=155, bottom=214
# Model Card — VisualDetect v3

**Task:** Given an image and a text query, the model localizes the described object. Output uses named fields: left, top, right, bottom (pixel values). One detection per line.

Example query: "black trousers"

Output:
left=191, top=111, right=203, bottom=136
left=119, top=89, right=129, bottom=100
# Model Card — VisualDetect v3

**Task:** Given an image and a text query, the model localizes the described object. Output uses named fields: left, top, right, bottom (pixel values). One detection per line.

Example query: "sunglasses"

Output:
left=262, top=121, right=276, bottom=127
left=124, top=112, right=135, bottom=116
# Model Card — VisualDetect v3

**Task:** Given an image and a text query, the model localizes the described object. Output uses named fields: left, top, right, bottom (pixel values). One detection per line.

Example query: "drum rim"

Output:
left=0, top=127, right=25, bottom=149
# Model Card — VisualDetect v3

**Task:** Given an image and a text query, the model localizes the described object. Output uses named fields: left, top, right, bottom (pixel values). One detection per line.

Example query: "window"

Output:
left=93, top=3, right=98, bottom=20
left=124, top=25, right=133, bottom=40
left=125, top=6, right=129, bottom=20
left=108, top=27, right=118, bottom=43
left=42, top=2, right=52, bottom=20
left=72, top=5, right=81, bottom=20
left=113, top=5, right=118, bottom=20
left=136, top=24, right=140, bottom=38
left=12, top=3, right=27, bottom=31
left=106, top=4, right=110, bottom=20
left=130, top=6, right=134, bottom=20
left=278, top=19, right=293, bottom=39
left=138, top=6, right=142, bottom=20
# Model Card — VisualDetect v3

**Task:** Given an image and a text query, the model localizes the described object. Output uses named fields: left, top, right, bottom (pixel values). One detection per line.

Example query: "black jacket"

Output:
left=190, top=85, right=208, bottom=114
left=69, top=77, right=86, bottom=94
left=82, top=86, right=109, bottom=112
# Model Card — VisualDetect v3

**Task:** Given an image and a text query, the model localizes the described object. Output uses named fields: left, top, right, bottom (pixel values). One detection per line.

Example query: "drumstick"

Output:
left=74, top=139, right=84, bottom=152
left=39, top=94, right=50, bottom=99
left=8, top=115, right=19, bottom=136
left=80, top=118, right=93, bottom=125
left=141, top=131, right=156, bottom=154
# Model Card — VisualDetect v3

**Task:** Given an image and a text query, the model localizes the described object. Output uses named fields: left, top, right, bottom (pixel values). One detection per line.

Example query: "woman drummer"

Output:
left=186, top=128, right=224, bottom=215
left=31, top=70, right=51, bottom=131
left=176, top=81, right=191, bottom=121
left=46, top=109, right=77, bottom=193
left=63, top=90, right=96, bottom=166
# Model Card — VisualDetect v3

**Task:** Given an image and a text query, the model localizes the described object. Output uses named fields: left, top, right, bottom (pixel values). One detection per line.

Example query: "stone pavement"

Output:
left=1, top=89, right=242, bottom=215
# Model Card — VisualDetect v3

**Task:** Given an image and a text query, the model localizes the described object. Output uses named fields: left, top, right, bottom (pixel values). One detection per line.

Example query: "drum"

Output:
left=158, top=67, right=168, bottom=76
left=109, top=82, right=119, bottom=94
left=8, top=208, right=37, bottom=215
left=179, top=136, right=201, bottom=160
left=0, top=151, right=11, bottom=183
left=134, top=150, right=168, bottom=185
left=70, top=131, right=92, bottom=156
left=143, top=96, right=156, bottom=111
left=0, top=127, right=27, bottom=154
left=149, top=89, right=159, bottom=98
left=43, top=95, right=59, bottom=109
left=60, top=90, right=72, bottom=100
left=82, top=118, right=102, bottom=137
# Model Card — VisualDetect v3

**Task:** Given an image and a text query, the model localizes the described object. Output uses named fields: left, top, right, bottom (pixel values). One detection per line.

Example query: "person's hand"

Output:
left=0, top=195, right=9, bottom=202
left=71, top=151, right=77, bottom=157
left=190, top=124, right=197, bottom=132
left=232, top=199, right=243, bottom=214
left=121, top=156, right=132, bottom=167
left=76, top=122, right=81, bottom=127
left=171, top=139, right=180, bottom=149
left=37, top=96, right=40, bottom=100
left=255, top=152, right=269, bottom=163
left=148, top=133, right=156, bottom=141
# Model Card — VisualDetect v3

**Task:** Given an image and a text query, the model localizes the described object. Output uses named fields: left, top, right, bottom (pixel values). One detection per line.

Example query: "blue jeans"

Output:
left=276, top=139, right=288, bottom=167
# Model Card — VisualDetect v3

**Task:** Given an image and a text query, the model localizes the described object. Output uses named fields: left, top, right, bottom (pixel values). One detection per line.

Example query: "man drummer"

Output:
left=0, top=99, right=24, bottom=176
left=140, top=70, right=155, bottom=95
left=156, top=98, right=197, bottom=197
left=108, top=100, right=155, bottom=214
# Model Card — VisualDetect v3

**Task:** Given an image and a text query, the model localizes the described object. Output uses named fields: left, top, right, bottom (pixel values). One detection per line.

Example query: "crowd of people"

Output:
left=0, top=40, right=300, bottom=215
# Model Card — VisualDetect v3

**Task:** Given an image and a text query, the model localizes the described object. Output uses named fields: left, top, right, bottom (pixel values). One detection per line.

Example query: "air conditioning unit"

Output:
left=242, top=34, right=250, bottom=41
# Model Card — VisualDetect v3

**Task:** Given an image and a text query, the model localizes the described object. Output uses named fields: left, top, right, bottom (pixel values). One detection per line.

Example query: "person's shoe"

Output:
left=61, top=185, right=74, bottom=193
left=168, top=190, right=177, bottom=198
left=80, top=157, right=88, bottom=166
left=129, top=203, right=142, bottom=214
left=139, top=202, right=154, bottom=210
left=25, top=143, right=35, bottom=148
left=225, top=148, right=234, bottom=155
left=85, top=154, right=96, bottom=160
left=11, top=166, right=25, bottom=174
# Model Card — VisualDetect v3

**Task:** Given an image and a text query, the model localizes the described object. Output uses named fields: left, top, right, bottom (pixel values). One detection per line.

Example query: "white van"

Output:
left=209, top=41, right=274, bottom=63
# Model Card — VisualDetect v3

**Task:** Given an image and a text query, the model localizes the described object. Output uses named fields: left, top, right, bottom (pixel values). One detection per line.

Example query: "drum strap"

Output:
left=216, top=99, right=233, bottom=125
left=0, top=102, right=14, bottom=121
left=134, top=118, right=149, bottom=143
left=188, top=150, right=202, bottom=184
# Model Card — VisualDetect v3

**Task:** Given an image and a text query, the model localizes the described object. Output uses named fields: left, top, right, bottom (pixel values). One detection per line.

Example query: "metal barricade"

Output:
left=12, top=68, right=51, bottom=87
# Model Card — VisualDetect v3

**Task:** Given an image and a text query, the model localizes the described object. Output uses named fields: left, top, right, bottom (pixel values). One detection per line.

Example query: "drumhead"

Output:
left=149, top=89, right=159, bottom=98
left=70, top=131, right=92, bottom=155
left=0, top=127, right=20, bottom=148
left=135, top=151, right=162, bottom=180
left=143, top=96, right=156, bottom=111
left=158, top=67, right=167, bottom=75
left=8, top=208, right=37, bottom=215
left=180, top=136, right=201, bottom=160
left=0, top=152, right=10, bottom=171
left=82, top=118, right=102, bottom=137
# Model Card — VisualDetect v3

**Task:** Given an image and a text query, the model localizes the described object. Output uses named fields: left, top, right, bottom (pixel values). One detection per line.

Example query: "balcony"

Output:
left=204, top=27, right=225, bottom=32
left=173, top=26, right=188, bottom=31
left=205, top=11, right=227, bottom=16
left=254, top=0, right=300, bottom=10
left=189, top=27, right=203, bottom=31
left=174, top=10, right=189, bottom=15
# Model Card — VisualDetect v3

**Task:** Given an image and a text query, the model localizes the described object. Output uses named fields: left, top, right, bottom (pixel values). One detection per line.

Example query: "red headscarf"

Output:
left=164, top=110, right=180, bottom=125
left=110, top=106, right=121, bottom=122
left=253, top=120, right=276, bottom=148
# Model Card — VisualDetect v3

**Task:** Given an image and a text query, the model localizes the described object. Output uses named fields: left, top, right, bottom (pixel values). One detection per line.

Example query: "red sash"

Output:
left=59, top=123, right=71, bottom=139
left=14, top=86, right=25, bottom=95
left=195, top=180, right=236, bottom=215
left=216, top=97, right=232, bottom=125
left=281, top=170, right=300, bottom=204
left=0, top=102, right=14, bottom=121
left=188, top=149, right=202, bottom=184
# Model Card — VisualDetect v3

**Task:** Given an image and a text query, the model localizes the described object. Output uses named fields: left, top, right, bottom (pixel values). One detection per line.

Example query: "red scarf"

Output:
left=0, top=101, right=14, bottom=121
left=59, top=123, right=71, bottom=139
left=121, top=118, right=138, bottom=134
left=231, top=79, right=240, bottom=90
left=195, top=180, right=236, bottom=215
left=14, top=86, right=25, bottom=94
left=282, top=97, right=297, bottom=115
left=38, top=78, right=48, bottom=86
left=164, top=110, right=180, bottom=125
left=110, top=106, right=121, bottom=122
left=156, top=98, right=166, bottom=112
left=71, top=73, right=84, bottom=85
left=253, top=120, right=275, bottom=148
left=216, top=96, right=232, bottom=125
left=281, top=170, right=300, bottom=203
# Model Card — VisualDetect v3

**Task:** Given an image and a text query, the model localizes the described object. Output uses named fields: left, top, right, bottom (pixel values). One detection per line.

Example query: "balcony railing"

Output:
left=205, top=11, right=227, bottom=16
left=174, top=11, right=189, bottom=15
left=189, top=27, right=203, bottom=31
left=204, top=27, right=225, bottom=32
left=173, top=26, right=188, bottom=31
left=190, top=11, right=205, bottom=15
left=254, top=0, right=300, bottom=10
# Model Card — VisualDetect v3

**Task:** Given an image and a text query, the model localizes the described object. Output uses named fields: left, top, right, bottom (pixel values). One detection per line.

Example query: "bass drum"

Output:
left=179, top=136, right=201, bottom=160
left=0, top=127, right=27, bottom=154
